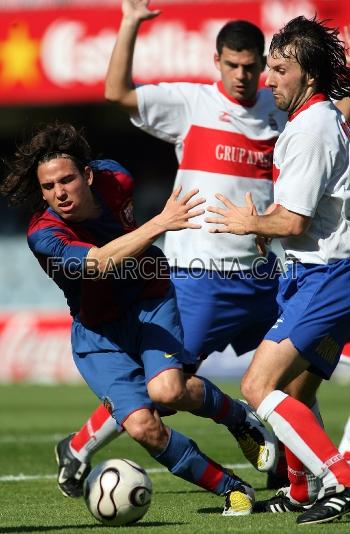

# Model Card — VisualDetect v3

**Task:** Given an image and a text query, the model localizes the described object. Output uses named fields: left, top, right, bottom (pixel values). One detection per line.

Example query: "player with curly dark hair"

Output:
left=2, top=121, right=281, bottom=516
left=207, top=15, right=350, bottom=525
left=0, top=122, right=92, bottom=212
left=269, top=15, right=350, bottom=100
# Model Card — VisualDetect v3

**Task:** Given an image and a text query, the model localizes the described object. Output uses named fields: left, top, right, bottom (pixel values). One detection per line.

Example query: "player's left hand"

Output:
left=122, top=0, right=160, bottom=23
left=156, top=186, right=206, bottom=231
left=205, top=192, right=256, bottom=234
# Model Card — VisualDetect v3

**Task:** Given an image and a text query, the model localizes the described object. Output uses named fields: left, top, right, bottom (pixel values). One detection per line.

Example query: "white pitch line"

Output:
left=0, top=434, right=63, bottom=444
left=0, top=463, right=251, bottom=483
left=0, top=433, right=130, bottom=444
left=0, top=474, right=57, bottom=482
left=0, top=428, right=220, bottom=444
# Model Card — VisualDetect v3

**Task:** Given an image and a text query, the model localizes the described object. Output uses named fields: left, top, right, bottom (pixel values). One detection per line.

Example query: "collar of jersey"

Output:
left=216, top=81, right=257, bottom=107
left=288, top=92, right=328, bottom=122
left=46, top=205, right=86, bottom=225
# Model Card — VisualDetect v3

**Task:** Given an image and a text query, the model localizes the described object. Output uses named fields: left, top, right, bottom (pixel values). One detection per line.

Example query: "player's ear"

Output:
left=306, top=73, right=316, bottom=88
left=85, top=166, right=93, bottom=186
left=214, top=52, right=221, bottom=71
left=40, top=184, right=46, bottom=201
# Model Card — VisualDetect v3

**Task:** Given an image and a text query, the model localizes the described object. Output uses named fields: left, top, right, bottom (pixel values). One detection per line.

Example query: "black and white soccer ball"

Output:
left=83, top=459, right=152, bottom=526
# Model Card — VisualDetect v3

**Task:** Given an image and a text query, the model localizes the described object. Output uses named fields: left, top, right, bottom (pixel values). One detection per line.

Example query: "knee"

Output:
left=126, top=420, right=152, bottom=445
left=123, top=411, right=168, bottom=452
left=148, top=379, right=186, bottom=407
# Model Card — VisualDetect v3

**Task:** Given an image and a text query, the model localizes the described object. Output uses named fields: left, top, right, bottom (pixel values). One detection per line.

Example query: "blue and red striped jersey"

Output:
left=27, top=159, right=170, bottom=327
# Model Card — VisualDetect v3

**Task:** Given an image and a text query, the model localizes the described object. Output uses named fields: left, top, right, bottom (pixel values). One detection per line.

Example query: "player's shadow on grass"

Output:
left=197, top=508, right=350, bottom=525
left=131, top=521, right=189, bottom=527
left=0, top=522, right=187, bottom=533
left=157, top=489, right=204, bottom=494
left=0, top=527, right=101, bottom=533
left=197, top=506, right=222, bottom=514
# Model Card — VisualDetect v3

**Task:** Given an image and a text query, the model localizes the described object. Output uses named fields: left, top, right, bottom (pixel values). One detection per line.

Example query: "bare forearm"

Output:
left=245, top=210, right=308, bottom=237
left=87, top=215, right=165, bottom=272
left=87, top=187, right=205, bottom=272
left=105, top=16, right=139, bottom=104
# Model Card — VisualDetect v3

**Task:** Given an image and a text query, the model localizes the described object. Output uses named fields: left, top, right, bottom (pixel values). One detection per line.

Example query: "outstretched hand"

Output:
left=155, top=186, right=205, bottom=231
left=122, top=0, right=161, bottom=22
left=205, top=192, right=256, bottom=235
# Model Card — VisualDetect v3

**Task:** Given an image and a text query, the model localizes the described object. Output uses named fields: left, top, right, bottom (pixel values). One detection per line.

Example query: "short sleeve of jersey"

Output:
left=28, top=224, right=92, bottom=273
left=274, top=132, right=334, bottom=217
left=131, top=82, right=196, bottom=143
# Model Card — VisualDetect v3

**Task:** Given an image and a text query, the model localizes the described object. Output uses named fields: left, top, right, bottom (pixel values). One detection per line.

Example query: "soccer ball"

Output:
left=83, top=459, right=152, bottom=526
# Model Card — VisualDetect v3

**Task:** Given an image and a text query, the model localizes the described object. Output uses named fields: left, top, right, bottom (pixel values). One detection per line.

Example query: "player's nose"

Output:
left=265, top=71, right=274, bottom=87
left=54, top=183, right=67, bottom=199
left=235, top=66, right=246, bottom=80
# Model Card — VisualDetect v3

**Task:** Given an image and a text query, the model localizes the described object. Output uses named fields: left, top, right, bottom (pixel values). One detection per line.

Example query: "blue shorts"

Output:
left=265, top=260, right=350, bottom=379
left=71, top=286, right=184, bottom=425
left=170, top=252, right=280, bottom=364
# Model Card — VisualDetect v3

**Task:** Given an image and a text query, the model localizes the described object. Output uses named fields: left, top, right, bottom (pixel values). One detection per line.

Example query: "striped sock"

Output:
left=287, top=400, right=323, bottom=503
left=71, top=404, right=123, bottom=462
left=154, top=428, right=244, bottom=495
left=191, top=377, right=245, bottom=430
left=257, top=391, right=350, bottom=488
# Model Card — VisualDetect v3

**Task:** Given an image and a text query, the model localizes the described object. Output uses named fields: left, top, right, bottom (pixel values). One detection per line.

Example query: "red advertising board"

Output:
left=1, top=0, right=349, bottom=104
left=0, top=311, right=348, bottom=383
left=0, top=312, right=80, bottom=383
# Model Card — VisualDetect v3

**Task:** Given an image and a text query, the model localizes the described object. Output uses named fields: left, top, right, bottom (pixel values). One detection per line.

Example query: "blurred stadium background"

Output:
left=0, top=0, right=349, bottom=384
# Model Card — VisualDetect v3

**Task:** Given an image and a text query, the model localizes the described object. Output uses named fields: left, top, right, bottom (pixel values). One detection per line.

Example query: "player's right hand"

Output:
left=122, top=0, right=161, bottom=22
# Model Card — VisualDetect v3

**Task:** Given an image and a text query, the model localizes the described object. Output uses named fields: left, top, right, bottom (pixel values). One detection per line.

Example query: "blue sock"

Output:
left=191, top=377, right=246, bottom=431
left=154, top=428, right=242, bottom=495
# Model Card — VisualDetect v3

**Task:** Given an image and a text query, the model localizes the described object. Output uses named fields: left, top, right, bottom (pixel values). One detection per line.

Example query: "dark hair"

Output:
left=0, top=122, right=92, bottom=212
left=269, top=15, right=350, bottom=99
left=216, top=20, right=265, bottom=56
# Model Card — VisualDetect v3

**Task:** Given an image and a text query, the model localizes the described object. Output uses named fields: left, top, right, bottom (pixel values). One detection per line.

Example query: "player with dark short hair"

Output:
left=52, top=1, right=350, bottom=501
left=53, top=0, right=287, bottom=499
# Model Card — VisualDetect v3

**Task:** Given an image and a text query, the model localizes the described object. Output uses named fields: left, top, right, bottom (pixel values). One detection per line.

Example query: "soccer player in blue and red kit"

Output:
left=1, top=121, right=266, bottom=516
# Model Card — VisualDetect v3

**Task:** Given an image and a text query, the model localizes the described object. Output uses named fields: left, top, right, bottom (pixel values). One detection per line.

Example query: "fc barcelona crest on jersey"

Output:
left=120, top=199, right=135, bottom=228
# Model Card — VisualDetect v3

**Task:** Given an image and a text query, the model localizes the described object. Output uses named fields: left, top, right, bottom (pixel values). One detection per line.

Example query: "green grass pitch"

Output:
left=0, top=380, right=349, bottom=533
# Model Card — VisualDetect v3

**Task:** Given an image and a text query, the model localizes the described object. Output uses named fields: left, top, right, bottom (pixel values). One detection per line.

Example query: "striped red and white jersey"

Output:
left=132, top=81, right=287, bottom=270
